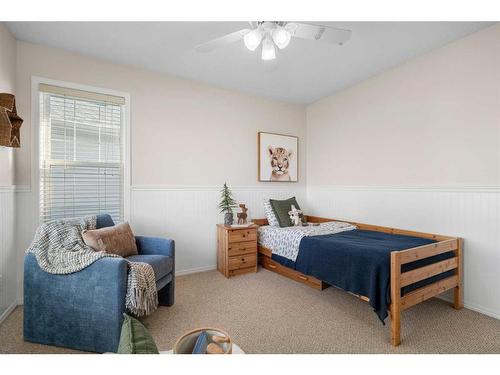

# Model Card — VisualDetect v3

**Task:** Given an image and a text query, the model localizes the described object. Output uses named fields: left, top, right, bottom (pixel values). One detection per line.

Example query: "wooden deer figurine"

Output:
left=237, top=204, right=248, bottom=224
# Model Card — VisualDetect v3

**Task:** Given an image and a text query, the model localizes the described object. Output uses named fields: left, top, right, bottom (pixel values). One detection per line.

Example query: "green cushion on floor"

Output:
left=117, top=313, right=159, bottom=354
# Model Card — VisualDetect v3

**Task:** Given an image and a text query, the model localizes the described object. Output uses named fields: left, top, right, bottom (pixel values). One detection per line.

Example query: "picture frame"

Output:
left=258, top=132, right=298, bottom=182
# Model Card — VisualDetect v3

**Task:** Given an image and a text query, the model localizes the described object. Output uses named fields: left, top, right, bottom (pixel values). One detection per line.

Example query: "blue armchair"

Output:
left=23, top=214, right=175, bottom=353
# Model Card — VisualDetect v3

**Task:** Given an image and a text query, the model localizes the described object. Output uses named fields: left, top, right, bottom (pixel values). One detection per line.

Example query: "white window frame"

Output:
left=31, top=76, right=131, bottom=225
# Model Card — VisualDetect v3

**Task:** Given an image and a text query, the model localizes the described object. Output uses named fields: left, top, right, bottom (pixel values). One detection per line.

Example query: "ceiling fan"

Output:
left=195, top=21, right=352, bottom=61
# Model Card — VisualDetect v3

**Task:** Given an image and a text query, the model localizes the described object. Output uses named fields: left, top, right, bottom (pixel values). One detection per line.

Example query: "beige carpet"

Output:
left=2, top=268, right=500, bottom=354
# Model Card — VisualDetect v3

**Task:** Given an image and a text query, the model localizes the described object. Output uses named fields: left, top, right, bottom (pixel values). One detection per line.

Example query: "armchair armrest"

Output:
left=24, top=254, right=128, bottom=304
left=23, top=253, right=128, bottom=353
left=135, top=236, right=176, bottom=307
left=135, top=236, right=175, bottom=258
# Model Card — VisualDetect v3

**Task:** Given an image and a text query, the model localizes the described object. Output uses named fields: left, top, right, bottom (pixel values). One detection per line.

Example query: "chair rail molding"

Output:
left=0, top=184, right=31, bottom=193
left=131, top=184, right=305, bottom=191
left=307, top=184, right=500, bottom=193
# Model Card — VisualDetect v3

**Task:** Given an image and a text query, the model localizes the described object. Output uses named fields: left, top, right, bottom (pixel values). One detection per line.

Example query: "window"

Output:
left=38, top=83, right=126, bottom=223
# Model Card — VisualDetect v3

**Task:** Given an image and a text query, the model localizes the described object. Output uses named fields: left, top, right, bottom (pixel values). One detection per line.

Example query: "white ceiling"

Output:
left=6, top=22, right=494, bottom=104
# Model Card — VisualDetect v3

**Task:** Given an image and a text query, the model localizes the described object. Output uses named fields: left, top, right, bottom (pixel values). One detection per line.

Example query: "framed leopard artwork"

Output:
left=258, top=132, right=298, bottom=182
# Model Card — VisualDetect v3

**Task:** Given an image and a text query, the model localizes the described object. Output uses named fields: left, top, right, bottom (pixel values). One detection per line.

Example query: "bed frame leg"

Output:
left=390, top=251, right=401, bottom=346
left=390, top=309, right=401, bottom=347
left=453, top=238, right=464, bottom=310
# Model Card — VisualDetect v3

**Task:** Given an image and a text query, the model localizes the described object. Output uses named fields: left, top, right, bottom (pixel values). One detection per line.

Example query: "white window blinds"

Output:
left=39, top=84, right=125, bottom=223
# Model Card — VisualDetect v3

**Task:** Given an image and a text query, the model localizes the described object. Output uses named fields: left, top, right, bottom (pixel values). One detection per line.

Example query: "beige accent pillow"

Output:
left=82, top=222, right=138, bottom=258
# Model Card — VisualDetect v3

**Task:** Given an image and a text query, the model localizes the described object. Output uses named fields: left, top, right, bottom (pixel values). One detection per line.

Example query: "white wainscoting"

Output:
left=15, top=187, right=36, bottom=305
left=0, top=187, right=17, bottom=323
left=13, top=185, right=306, bottom=304
left=307, top=185, right=500, bottom=319
left=11, top=184, right=500, bottom=322
left=130, top=185, right=306, bottom=275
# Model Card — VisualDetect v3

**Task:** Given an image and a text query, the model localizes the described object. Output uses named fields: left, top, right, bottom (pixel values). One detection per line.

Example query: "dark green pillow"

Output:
left=117, top=313, right=159, bottom=354
left=269, top=197, right=303, bottom=227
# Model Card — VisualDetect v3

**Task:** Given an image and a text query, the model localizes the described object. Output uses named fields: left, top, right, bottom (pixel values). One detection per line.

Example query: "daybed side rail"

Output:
left=252, top=218, right=268, bottom=226
left=305, top=215, right=454, bottom=241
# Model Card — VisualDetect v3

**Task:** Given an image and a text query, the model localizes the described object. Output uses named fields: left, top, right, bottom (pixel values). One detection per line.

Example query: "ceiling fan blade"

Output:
left=195, top=29, right=251, bottom=53
left=292, top=23, right=351, bottom=45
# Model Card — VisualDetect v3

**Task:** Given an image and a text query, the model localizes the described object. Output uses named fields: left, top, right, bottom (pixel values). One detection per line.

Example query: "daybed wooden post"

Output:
left=390, top=251, right=401, bottom=346
left=453, top=238, right=464, bottom=309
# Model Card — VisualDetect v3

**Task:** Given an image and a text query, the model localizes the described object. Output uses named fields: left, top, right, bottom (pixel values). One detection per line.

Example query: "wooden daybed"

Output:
left=252, top=216, right=463, bottom=347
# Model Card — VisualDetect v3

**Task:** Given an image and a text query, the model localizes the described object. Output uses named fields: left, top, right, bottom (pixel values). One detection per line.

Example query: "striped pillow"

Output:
left=263, top=199, right=280, bottom=226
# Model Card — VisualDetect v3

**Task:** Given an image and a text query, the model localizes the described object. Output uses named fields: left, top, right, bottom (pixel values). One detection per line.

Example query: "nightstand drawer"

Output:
left=228, top=253, right=257, bottom=270
left=228, top=229, right=257, bottom=243
left=228, top=241, right=257, bottom=257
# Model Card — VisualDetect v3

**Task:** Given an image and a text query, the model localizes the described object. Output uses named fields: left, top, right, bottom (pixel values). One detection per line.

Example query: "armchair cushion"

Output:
left=127, top=254, right=173, bottom=281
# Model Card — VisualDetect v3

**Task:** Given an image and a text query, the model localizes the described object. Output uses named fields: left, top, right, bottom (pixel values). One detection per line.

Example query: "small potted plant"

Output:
left=218, top=183, right=237, bottom=226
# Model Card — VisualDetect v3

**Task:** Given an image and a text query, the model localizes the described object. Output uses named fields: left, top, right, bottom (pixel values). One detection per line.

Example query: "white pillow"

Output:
left=263, top=199, right=280, bottom=227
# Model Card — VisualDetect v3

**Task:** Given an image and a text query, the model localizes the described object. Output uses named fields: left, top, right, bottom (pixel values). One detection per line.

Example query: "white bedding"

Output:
left=258, top=221, right=357, bottom=262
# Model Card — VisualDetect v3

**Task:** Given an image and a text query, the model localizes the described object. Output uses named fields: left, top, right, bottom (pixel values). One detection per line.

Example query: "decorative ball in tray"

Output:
left=173, top=327, right=232, bottom=354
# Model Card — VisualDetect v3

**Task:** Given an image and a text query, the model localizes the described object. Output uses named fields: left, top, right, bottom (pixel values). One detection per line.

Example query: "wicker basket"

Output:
left=173, top=327, right=232, bottom=354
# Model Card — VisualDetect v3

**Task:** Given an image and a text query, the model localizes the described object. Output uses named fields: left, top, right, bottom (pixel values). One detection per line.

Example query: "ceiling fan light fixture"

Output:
left=284, top=22, right=298, bottom=34
left=261, top=38, right=276, bottom=60
left=272, top=26, right=291, bottom=49
left=243, top=29, right=263, bottom=51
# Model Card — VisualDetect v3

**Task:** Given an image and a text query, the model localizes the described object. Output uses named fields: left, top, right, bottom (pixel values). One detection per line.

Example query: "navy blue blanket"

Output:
left=272, top=229, right=455, bottom=323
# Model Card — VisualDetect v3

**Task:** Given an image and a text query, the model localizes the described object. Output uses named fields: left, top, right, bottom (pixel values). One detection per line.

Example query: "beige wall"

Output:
left=306, top=24, right=500, bottom=186
left=15, top=42, right=307, bottom=187
left=0, top=23, right=17, bottom=186
left=16, top=24, right=499, bottom=189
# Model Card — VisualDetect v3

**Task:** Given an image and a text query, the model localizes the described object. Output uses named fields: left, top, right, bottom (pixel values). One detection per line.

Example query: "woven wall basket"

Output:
left=0, top=93, right=23, bottom=148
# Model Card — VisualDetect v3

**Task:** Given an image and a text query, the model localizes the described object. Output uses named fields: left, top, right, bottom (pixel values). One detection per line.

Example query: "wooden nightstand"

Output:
left=217, top=224, right=258, bottom=278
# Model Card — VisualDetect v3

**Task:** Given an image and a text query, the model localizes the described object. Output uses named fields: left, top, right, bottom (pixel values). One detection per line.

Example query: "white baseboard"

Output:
left=437, top=295, right=500, bottom=320
left=176, top=265, right=217, bottom=276
left=0, top=302, right=17, bottom=325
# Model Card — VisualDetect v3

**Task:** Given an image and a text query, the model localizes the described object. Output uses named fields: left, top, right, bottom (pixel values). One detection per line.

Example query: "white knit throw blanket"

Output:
left=26, top=216, right=158, bottom=317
